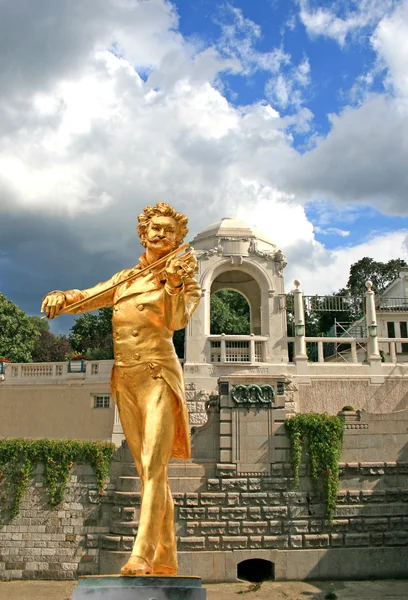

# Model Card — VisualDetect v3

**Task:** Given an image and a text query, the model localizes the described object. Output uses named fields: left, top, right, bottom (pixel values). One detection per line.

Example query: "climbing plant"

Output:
left=285, top=413, right=344, bottom=521
left=0, top=438, right=115, bottom=522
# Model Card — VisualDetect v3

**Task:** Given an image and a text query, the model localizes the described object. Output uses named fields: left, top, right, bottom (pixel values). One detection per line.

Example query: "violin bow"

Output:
left=42, top=243, right=192, bottom=318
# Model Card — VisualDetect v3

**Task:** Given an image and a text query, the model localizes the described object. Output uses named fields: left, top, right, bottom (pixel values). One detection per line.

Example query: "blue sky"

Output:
left=0, top=0, right=408, bottom=328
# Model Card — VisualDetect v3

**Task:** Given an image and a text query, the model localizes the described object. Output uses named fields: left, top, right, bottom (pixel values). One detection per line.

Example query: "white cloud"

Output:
left=291, top=230, right=408, bottom=295
left=0, top=0, right=408, bottom=318
left=298, top=0, right=397, bottom=46
left=216, top=4, right=291, bottom=75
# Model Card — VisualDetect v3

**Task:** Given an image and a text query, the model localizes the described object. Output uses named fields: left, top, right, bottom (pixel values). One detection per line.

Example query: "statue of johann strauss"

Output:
left=41, top=203, right=201, bottom=575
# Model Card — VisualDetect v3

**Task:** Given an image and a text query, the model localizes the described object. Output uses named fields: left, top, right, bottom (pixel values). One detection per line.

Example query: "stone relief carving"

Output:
left=196, top=240, right=224, bottom=260
left=273, top=249, right=287, bottom=275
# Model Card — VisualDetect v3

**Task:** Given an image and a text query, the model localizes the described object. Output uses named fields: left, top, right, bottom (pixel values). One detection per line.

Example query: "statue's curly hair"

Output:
left=137, top=202, right=188, bottom=248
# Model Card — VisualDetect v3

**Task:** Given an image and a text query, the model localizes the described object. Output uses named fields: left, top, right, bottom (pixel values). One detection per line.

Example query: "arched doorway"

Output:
left=210, top=289, right=250, bottom=335
left=211, top=270, right=261, bottom=335
left=237, top=558, right=275, bottom=582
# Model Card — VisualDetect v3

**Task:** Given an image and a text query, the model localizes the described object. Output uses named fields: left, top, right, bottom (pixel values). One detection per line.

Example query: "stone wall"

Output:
left=1, top=413, right=408, bottom=582
left=0, top=460, right=121, bottom=581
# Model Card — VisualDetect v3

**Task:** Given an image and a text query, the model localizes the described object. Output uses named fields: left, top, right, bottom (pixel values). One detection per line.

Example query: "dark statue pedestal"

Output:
left=72, top=575, right=206, bottom=599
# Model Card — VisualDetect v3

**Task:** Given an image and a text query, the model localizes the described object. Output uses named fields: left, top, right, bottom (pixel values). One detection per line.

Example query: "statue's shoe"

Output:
left=153, top=542, right=178, bottom=575
left=120, top=555, right=152, bottom=576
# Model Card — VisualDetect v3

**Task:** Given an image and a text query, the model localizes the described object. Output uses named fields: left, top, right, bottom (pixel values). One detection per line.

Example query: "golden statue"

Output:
left=41, top=203, right=201, bottom=576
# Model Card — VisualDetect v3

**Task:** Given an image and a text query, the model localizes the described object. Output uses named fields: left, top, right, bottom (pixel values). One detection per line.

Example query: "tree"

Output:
left=0, top=294, right=40, bottom=362
left=210, top=290, right=250, bottom=335
left=346, top=257, right=407, bottom=297
left=31, top=330, right=72, bottom=362
left=69, top=307, right=114, bottom=359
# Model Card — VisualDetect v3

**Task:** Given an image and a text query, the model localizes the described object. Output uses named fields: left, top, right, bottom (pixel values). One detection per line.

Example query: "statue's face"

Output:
left=144, top=215, right=178, bottom=255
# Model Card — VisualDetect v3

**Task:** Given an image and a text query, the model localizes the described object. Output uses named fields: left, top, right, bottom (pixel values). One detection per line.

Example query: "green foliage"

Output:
left=210, top=290, right=250, bottom=335
left=31, top=330, right=72, bottom=362
left=285, top=413, right=344, bottom=521
left=347, top=257, right=407, bottom=297
left=0, top=294, right=40, bottom=362
left=69, top=307, right=114, bottom=359
left=0, top=439, right=115, bottom=522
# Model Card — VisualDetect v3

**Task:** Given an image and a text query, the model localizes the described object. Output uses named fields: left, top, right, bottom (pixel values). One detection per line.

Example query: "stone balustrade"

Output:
left=208, top=335, right=268, bottom=364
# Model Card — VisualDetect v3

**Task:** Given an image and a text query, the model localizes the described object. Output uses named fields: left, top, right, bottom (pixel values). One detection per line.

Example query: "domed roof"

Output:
left=193, top=217, right=275, bottom=247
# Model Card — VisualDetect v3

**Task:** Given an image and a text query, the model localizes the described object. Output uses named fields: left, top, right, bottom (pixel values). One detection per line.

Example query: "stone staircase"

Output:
left=99, top=447, right=215, bottom=574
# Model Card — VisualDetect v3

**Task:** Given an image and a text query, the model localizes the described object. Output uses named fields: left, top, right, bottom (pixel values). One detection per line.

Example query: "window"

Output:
left=387, top=322, right=396, bottom=338
left=94, top=395, right=110, bottom=409
left=400, top=322, right=408, bottom=353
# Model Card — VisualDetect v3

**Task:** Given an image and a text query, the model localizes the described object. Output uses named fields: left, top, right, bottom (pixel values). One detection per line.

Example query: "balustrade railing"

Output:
left=0, top=361, right=104, bottom=380
left=209, top=335, right=267, bottom=364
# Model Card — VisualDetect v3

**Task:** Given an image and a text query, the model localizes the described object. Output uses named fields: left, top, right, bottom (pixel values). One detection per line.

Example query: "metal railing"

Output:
left=376, top=297, right=408, bottom=312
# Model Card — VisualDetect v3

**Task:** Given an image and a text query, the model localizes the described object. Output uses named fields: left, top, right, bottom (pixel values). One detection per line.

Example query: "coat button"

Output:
left=114, top=305, right=119, bottom=312
left=132, top=330, right=138, bottom=337
left=137, top=304, right=144, bottom=311
left=133, top=353, right=140, bottom=360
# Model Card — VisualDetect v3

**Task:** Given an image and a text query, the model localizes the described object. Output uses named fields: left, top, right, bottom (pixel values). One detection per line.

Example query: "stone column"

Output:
left=293, top=280, right=307, bottom=362
left=365, top=280, right=381, bottom=363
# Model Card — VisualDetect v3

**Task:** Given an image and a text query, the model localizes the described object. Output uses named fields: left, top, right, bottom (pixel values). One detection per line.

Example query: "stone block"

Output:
left=220, top=450, right=232, bottom=463
left=345, top=534, right=370, bottom=546
left=226, top=493, right=239, bottom=506
left=200, top=493, right=225, bottom=506
left=216, top=464, right=237, bottom=477
left=207, top=508, right=220, bottom=521
left=248, top=536, right=263, bottom=548
left=289, top=535, right=303, bottom=548
left=348, top=518, right=364, bottom=532
left=384, top=532, right=408, bottom=546
left=221, top=479, right=247, bottom=491
left=304, top=535, right=329, bottom=548
left=364, top=518, right=388, bottom=531
left=207, top=479, right=221, bottom=491
left=207, top=536, right=220, bottom=550
left=179, top=536, right=205, bottom=550
left=221, top=536, right=247, bottom=550
left=220, top=422, right=232, bottom=436
left=220, top=436, right=231, bottom=450
left=221, top=507, right=247, bottom=520
left=330, top=534, right=344, bottom=547
left=227, top=522, right=240, bottom=535
left=199, top=522, right=227, bottom=535
left=241, top=492, right=268, bottom=506
left=241, top=521, right=268, bottom=534
left=179, top=508, right=206, bottom=520
left=370, top=533, right=384, bottom=546
left=186, top=494, right=199, bottom=506
left=262, top=506, right=288, bottom=519
left=268, top=521, right=283, bottom=534
left=248, top=507, right=261, bottom=519
left=328, top=520, right=348, bottom=532
left=283, top=520, right=308, bottom=533
left=360, top=491, right=386, bottom=503
left=263, top=535, right=289, bottom=549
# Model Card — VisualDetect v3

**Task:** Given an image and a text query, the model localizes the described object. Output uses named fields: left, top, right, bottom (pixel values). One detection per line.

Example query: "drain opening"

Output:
left=237, top=558, right=275, bottom=583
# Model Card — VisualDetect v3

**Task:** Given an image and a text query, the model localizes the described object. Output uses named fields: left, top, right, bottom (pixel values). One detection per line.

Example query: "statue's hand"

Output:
left=164, top=252, right=198, bottom=288
left=41, top=291, right=67, bottom=320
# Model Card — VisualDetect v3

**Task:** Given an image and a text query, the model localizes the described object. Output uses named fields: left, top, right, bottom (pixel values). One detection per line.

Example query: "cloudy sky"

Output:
left=1, top=0, right=408, bottom=332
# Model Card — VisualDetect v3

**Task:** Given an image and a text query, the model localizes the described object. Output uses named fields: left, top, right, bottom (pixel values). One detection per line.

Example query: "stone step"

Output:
left=116, top=476, right=205, bottom=493
left=110, top=521, right=139, bottom=536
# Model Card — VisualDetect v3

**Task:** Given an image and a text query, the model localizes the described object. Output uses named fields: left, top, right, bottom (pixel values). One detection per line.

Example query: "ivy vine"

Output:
left=285, top=413, right=344, bottom=521
left=0, top=438, right=115, bottom=522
